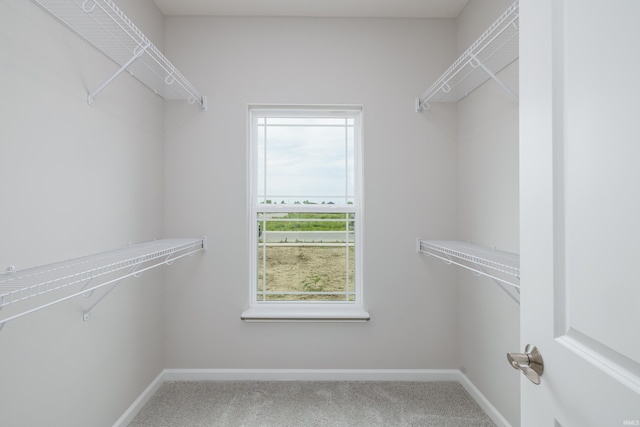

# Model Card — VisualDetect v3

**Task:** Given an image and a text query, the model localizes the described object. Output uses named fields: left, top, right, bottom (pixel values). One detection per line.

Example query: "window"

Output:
left=243, top=106, right=368, bottom=321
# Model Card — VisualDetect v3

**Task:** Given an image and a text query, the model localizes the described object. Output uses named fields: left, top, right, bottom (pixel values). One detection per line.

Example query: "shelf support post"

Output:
left=475, top=264, right=520, bottom=305
left=468, top=53, right=518, bottom=101
left=82, top=264, right=141, bottom=321
left=87, top=41, right=150, bottom=106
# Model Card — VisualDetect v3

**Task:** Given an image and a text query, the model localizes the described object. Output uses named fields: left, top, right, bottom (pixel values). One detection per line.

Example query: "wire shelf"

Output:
left=417, top=239, right=520, bottom=304
left=417, top=0, right=519, bottom=110
left=0, top=238, right=206, bottom=327
left=31, top=0, right=207, bottom=109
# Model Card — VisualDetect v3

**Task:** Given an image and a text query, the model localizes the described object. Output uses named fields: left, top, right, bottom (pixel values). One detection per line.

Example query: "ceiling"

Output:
left=151, top=0, right=471, bottom=18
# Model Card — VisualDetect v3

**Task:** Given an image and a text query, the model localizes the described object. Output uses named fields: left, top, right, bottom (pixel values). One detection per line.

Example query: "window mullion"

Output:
left=261, top=217, right=266, bottom=301
left=262, top=119, right=267, bottom=205
left=344, top=118, right=349, bottom=205
left=345, top=213, right=349, bottom=301
left=344, top=119, right=349, bottom=301
left=257, top=204, right=357, bottom=214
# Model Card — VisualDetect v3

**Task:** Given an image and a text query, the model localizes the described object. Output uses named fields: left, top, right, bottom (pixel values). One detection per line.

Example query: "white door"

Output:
left=520, top=0, right=640, bottom=425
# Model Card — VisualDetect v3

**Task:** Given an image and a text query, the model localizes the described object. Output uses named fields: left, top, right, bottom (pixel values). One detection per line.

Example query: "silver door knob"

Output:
left=507, top=344, right=544, bottom=385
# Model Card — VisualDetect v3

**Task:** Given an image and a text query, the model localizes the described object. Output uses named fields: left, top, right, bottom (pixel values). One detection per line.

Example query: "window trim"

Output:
left=244, top=105, right=368, bottom=322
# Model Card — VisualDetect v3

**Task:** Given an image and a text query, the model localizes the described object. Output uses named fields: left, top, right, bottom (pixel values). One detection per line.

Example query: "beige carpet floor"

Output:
left=128, top=381, right=495, bottom=426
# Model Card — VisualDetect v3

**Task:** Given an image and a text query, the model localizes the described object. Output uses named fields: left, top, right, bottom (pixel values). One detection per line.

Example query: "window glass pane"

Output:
left=255, top=115, right=355, bottom=205
left=257, top=212, right=355, bottom=302
left=262, top=125, right=349, bottom=203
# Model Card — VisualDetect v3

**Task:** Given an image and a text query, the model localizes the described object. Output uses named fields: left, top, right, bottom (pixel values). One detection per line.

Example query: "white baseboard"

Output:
left=115, top=369, right=511, bottom=427
left=112, top=370, right=165, bottom=427
left=456, top=371, right=513, bottom=427
left=163, top=368, right=460, bottom=382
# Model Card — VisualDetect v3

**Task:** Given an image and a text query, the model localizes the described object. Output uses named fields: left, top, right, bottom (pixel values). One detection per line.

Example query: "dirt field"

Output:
left=257, top=245, right=355, bottom=301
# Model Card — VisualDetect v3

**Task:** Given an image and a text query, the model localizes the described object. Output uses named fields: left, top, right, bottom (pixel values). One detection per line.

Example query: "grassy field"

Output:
left=260, top=212, right=354, bottom=232
left=257, top=245, right=355, bottom=301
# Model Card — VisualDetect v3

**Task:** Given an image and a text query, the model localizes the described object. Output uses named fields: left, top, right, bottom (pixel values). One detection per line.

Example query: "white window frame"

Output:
left=242, top=105, right=369, bottom=322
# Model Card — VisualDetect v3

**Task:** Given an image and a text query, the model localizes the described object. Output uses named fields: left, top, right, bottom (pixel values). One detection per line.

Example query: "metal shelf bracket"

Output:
left=87, top=42, right=150, bottom=106
left=468, top=53, right=518, bottom=101
left=82, top=263, right=141, bottom=321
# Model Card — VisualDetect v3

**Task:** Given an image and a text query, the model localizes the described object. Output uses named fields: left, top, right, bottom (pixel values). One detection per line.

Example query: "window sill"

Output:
left=241, top=306, right=370, bottom=323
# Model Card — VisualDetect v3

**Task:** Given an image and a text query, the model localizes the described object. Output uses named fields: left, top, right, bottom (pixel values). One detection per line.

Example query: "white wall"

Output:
left=0, top=1, right=521, bottom=423
left=456, top=0, right=521, bottom=425
left=0, top=0, right=166, bottom=425
left=162, top=17, right=461, bottom=370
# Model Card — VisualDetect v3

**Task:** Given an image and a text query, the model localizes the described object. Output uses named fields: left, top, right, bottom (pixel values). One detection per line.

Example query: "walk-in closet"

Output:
left=1, top=0, right=638, bottom=425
